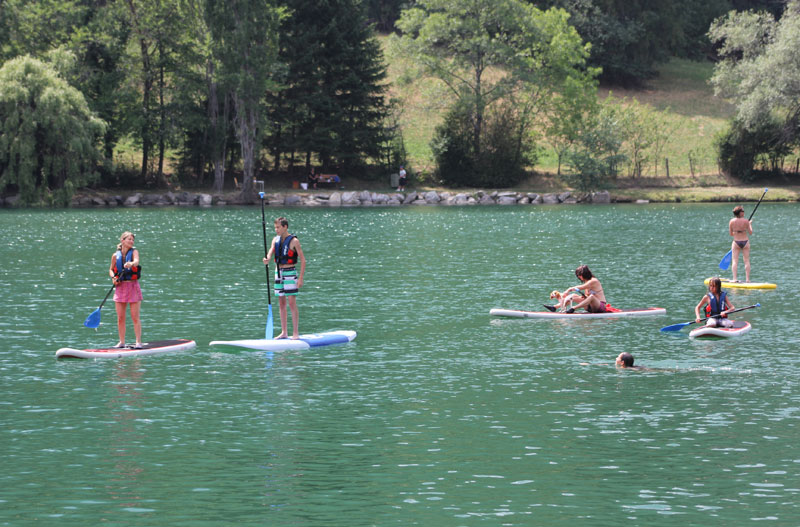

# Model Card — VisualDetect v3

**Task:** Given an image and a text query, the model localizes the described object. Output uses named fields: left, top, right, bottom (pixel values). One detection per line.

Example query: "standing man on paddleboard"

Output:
left=729, top=205, right=753, bottom=283
left=109, top=231, right=142, bottom=348
left=264, top=217, right=306, bottom=339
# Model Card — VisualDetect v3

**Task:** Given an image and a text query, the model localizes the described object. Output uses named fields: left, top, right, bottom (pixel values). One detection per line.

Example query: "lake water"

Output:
left=1, top=203, right=799, bottom=526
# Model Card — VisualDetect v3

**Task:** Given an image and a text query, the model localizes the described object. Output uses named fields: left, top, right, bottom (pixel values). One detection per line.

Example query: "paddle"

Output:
left=719, top=188, right=767, bottom=270
left=660, top=303, right=760, bottom=332
left=259, top=192, right=274, bottom=339
left=84, top=283, right=115, bottom=329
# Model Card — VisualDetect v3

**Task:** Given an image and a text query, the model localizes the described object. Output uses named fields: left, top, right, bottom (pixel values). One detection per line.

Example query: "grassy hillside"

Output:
left=386, top=38, right=738, bottom=184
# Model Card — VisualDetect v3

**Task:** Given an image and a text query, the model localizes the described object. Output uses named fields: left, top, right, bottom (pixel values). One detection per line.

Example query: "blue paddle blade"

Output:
left=719, top=249, right=732, bottom=270
left=265, top=304, right=274, bottom=339
left=660, top=321, right=692, bottom=332
left=84, top=308, right=101, bottom=329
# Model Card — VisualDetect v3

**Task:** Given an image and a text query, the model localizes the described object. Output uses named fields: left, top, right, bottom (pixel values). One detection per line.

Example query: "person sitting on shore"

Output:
left=307, top=168, right=319, bottom=189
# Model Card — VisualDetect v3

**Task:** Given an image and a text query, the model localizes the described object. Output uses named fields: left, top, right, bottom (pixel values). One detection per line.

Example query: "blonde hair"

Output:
left=117, top=231, right=134, bottom=251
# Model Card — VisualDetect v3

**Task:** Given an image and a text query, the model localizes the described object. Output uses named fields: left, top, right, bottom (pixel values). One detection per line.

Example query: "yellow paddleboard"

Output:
left=704, top=278, right=776, bottom=290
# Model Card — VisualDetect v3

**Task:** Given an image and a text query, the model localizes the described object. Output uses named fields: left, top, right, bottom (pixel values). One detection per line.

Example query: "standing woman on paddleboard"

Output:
left=109, top=231, right=142, bottom=348
left=729, top=205, right=753, bottom=283
left=263, top=217, right=306, bottom=339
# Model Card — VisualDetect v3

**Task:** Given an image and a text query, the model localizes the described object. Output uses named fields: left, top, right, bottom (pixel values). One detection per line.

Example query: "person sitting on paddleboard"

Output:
left=562, top=265, right=608, bottom=314
left=695, top=277, right=734, bottom=328
left=263, top=217, right=306, bottom=339
left=109, top=231, right=142, bottom=348
left=729, top=205, right=753, bottom=283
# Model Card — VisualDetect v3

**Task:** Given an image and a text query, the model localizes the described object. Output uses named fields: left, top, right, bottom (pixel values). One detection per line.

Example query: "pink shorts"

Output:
left=114, top=280, right=143, bottom=303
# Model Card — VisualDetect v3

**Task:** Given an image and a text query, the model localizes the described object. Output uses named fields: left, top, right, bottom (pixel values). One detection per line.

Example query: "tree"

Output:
left=563, top=98, right=627, bottom=191
left=206, top=0, right=284, bottom=198
left=0, top=55, right=106, bottom=205
left=265, top=0, right=389, bottom=176
left=542, top=74, right=599, bottom=175
left=395, top=0, right=592, bottom=184
left=709, top=1, right=800, bottom=176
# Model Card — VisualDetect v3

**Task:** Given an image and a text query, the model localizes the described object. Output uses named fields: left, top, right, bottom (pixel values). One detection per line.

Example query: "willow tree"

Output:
left=710, top=2, right=800, bottom=151
left=0, top=55, right=106, bottom=206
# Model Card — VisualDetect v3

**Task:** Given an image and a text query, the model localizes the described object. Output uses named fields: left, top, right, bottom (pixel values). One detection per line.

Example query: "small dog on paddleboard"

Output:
left=544, top=290, right=581, bottom=312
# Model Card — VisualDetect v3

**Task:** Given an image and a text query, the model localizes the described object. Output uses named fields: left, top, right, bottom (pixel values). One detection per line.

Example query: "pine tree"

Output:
left=266, top=0, right=388, bottom=175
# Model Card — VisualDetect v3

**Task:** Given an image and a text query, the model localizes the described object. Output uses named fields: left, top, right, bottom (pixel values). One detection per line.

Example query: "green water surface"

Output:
left=1, top=203, right=799, bottom=526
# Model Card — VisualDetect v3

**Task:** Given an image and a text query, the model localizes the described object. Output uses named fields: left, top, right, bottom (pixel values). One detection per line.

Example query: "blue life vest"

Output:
left=274, top=235, right=297, bottom=265
left=705, top=291, right=727, bottom=317
left=115, top=248, right=141, bottom=281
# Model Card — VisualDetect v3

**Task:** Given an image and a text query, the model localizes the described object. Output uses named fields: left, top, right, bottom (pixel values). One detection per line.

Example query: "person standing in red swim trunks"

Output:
left=109, top=231, right=143, bottom=348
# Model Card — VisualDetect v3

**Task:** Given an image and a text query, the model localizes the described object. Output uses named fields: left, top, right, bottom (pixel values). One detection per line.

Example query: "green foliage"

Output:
left=0, top=55, right=106, bottom=205
left=267, top=0, right=389, bottom=176
left=431, top=102, right=535, bottom=187
left=563, top=100, right=627, bottom=191
left=714, top=119, right=792, bottom=181
left=397, top=0, right=592, bottom=184
left=709, top=0, right=800, bottom=177
left=542, top=73, right=600, bottom=175
left=206, top=0, right=284, bottom=193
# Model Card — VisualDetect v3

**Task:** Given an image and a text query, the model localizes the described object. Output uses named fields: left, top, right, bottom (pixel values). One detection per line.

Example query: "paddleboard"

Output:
left=209, top=330, right=357, bottom=351
left=56, top=339, right=196, bottom=359
left=704, top=277, right=776, bottom=290
left=689, top=320, right=751, bottom=338
left=490, top=307, right=666, bottom=319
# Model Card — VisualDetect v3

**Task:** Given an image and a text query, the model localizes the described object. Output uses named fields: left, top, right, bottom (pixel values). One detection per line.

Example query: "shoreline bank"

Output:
left=2, top=186, right=798, bottom=208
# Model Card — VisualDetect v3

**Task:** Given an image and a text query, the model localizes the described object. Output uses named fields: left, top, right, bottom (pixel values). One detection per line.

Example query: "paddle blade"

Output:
left=719, top=249, right=732, bottom=270
left=265, top=304, right=274, bottom=339
left=84, top=308, right=102, bottom=329
left=660, top=321, right=692, bottom=332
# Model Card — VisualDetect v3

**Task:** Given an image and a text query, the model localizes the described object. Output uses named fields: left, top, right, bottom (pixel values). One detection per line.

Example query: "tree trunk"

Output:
left=234, top=93, right=257, bottom=197
left=157, top=47, right=166, bottom=186
left=207, top=61, right=227, bottom=193
left=127, top=0, right=153, bottom=184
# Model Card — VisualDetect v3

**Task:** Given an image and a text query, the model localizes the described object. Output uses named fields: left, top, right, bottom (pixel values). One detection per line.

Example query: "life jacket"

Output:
left=115, top=248, right=141, bottom=281
left=274, top=234, right=297, bottom=266
left=705, top=291, right=727, bottom=317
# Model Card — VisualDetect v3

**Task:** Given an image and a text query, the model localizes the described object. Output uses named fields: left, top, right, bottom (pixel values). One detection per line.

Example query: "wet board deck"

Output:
left=56, top=339, right=196, bottom=359
left=705, top=277, right=776, bottom=289
left=209, top=330, right=356, bottom=351
left=689, top=320, right=751, bottom=338
left=489, top=307, right=666, bottom=319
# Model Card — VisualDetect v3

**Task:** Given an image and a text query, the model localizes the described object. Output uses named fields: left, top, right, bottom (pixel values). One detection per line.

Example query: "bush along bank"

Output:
left=0, top=189, right=617, bottom=208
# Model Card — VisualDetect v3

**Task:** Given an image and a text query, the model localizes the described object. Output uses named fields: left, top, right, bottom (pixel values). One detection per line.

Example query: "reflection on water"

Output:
left=106, top=360, right=148, bottom=512
left=0, top=204, right=799, bottom=525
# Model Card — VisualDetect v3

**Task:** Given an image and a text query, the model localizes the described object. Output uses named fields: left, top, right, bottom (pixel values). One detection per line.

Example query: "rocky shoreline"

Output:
left=6, top=186, right=793, bottom=208
left=45, top=189, right=618, bottom=208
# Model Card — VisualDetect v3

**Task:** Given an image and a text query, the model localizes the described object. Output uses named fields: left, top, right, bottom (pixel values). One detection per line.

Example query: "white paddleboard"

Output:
left=689, top=320, right=751, bottom=338
left=490, top=307, right=666, bottom=319
left=210, top=330, right=357, bottom=351
left=56, top=339, right=196, bottom=359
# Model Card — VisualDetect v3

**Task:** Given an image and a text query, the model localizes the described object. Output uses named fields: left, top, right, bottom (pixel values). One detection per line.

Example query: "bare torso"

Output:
left=729, top=217, right=752, bottom=241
